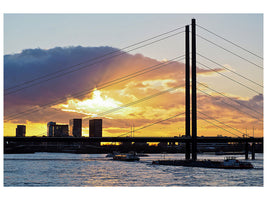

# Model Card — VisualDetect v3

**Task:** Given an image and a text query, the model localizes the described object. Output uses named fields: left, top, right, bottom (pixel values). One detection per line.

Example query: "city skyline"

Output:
left=4, top=14, right=263, bottom=138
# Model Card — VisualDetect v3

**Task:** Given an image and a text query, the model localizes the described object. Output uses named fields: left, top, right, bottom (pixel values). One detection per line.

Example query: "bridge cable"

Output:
left=197, top=81, right=263, bottom=115
left=82, top=84, right=184, bottom=120
left=198, top=111, right=244, bottom=137
left=197, top=86, right=263, bottom=121
left=118, top=112, right=185, bottom=137
left=197, top=61, right=261, bottom=94
left=6, top=25, right=186, bottom=92
left=198, top=114, right=240, bottom=137
left=197, top=53, right=263, bottom=88
left=5, top=30, right=185, bottom=95
left=32, top=86, right=184, bottom=137
left=196, top=24, right=263, bottom=60
left=5, top=55, right=185, bottom=121
left=196, top=34, right=263, bottom=69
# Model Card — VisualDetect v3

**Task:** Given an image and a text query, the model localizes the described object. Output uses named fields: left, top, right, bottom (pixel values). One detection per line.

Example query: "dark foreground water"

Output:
left=4, top=153, right=263, bottom=186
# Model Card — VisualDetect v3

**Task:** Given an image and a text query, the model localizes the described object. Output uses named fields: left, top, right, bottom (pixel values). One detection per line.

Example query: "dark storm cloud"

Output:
left=4, top=45, right=219, bottom=122
left=4, top=46, right=120, bottom=104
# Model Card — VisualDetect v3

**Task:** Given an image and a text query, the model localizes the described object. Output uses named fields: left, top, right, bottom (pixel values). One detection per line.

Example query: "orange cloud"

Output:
left=4, top=46, right=263, bottom=138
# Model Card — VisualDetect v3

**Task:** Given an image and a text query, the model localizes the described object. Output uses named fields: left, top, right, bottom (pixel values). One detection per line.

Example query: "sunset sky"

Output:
left=3, top=14, right=263, bottom=138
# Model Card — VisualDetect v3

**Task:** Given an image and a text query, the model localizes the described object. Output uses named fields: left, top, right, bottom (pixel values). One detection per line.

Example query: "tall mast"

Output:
left=191, top=18, right=197, bottom=161
left=185, top=25, right=191, bottom=160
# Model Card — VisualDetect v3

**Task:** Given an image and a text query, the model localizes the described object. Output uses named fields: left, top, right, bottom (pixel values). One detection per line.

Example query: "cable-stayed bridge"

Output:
left=4, top=19, right=263, bottom=159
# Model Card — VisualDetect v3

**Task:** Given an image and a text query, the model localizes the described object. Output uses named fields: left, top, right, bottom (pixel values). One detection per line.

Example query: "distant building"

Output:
left=69, top=119, right=82, bottom=137
left=52, top=125, right=69, bottom=137
left=47, top=122, right=69, bottom=137
left=16, top=125, right=26, bottom=137
left=47, top=122, right=56, bottom=137
left=89, top=119, right=102, bottom=137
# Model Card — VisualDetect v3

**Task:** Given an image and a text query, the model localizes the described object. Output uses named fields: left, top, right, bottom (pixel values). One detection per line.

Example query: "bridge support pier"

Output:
left=251, top=142, right=255, bottom=160
left=245, top=141, right=249, bottom=160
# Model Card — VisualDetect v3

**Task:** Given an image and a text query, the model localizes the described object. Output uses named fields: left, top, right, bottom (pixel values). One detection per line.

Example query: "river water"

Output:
left=4, top=153, right=263, bottom=186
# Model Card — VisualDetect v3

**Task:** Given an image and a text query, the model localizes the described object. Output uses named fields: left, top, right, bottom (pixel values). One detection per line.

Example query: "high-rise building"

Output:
left=47, top=122, right=69, bottom=137
left=52, top=125, right=69, bottom=137
left=69, top=119, right=82, bottom=137
left=47, top=122, right=56, bottom=137
left=16, top=125, right=26, bottom=137
left=89, top=119, right=102, bottom=137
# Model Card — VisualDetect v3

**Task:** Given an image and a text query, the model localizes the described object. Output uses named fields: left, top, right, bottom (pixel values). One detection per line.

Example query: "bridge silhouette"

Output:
left=4, top=136, right=263, bottom=143
left=4, top=19, right=263, bottom=159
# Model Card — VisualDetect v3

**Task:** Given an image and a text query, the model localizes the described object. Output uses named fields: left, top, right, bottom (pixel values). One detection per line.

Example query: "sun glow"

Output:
left=52, top=89, right=123, bottom=117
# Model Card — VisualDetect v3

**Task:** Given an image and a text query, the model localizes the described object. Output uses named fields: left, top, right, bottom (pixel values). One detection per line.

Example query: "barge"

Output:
left=152, top=157, right=253, bottom=169
left=113, top=153, right=140, bottom=161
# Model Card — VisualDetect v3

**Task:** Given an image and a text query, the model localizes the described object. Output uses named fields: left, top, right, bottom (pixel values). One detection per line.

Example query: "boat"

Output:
left=152, top=157, right=253, bottom=169
left=106, top=151, right=119, bottom=157
left=113, top=152, right=140, bottom=161
left=220, top=157, right=253, bottom=169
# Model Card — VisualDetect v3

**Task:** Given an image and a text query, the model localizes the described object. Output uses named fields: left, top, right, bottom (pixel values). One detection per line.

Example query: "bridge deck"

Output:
left=4, top=136, right=263, bottom=143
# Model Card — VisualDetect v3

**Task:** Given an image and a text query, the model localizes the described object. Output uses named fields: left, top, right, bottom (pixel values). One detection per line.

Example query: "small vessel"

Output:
left=106, top=151, right=119, bottom=157
left=113, top=152, right=140, bottom=161
left=220, top=157, right=253, bottom=169
left=152, top=157, right=253, bottom=169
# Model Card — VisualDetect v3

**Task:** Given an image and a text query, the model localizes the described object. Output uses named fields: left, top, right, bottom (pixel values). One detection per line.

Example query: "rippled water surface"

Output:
left=4, top=153, right=263, bottom=186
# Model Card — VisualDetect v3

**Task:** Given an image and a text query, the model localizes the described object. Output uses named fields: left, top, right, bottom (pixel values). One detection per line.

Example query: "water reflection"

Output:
left=4, top=153, right=263, bottom=186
